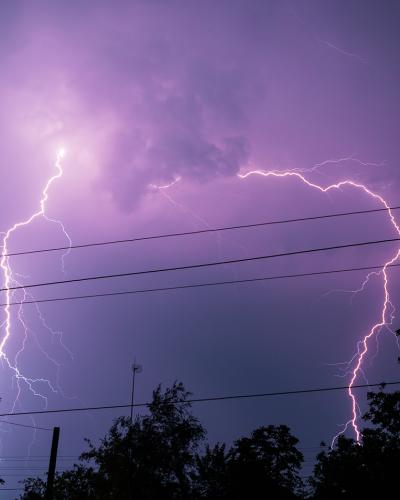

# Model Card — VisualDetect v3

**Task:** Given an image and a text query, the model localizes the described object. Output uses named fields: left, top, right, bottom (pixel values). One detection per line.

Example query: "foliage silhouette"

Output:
left=194, top=425, right=303, bottom=499
left=20, top=384, right=400, bottom=499
left=311, top=390, right=400, bottom=499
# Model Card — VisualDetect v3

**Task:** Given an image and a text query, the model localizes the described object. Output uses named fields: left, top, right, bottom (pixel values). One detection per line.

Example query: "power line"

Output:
left=0, top=449, right=322, bottom=458
left=0, top=419, right=50, bottom=431
left=0, top=458, right=78, bottom=462
left=0, top=381, right=397, bottom=418
left=1, top=236, right=400, bottom=294
left=0, top=473, right=34, bottom=478
left=0, top=456, right=77, bottom=458
left=0, top=468, right=50, bottom=471
left=2, top=261, right=399, bottom=308
left=3, top=205, right=400, bottom=258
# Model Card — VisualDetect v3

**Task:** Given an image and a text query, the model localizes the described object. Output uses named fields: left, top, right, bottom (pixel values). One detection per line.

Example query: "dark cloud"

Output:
left=3, top=0, right=400, bottom=212
left=0, top=0, right=258, bottom=210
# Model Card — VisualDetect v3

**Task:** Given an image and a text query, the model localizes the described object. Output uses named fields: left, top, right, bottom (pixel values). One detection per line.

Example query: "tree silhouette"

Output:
left=21, top=382, right=205, bottom=499
left=18, top=387, right=400, bottom=499
left=311, top=390, right=400, bottom=499
left=19, top=381, right=304, bottom=499
left=194, top=425, right=304, bottom=499
left=227, top=425, right=304, bottom=499
left=194, top=443, right=229, bottom=499
left=21, top=466, right=97, bottom=500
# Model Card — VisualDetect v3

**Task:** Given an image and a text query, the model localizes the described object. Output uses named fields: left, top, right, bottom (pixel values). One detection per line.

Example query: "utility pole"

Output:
left=130, top=361, right=143, bottom=423
left=45, top=426, right=60, bottom=500
left=129, top=362, right=142, bottom=499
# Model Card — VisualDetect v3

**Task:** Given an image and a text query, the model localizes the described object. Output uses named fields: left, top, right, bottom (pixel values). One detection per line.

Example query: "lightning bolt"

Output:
left=147, top=160, right=398, bottom=442
left=5, top=151, right=391, bottom=445
left=149, top=176, right=182, bottom=191
left=0, top=148, right=72, bottom=416
left=150, top=177, right=214, bottom=230
left=293, top=156, right=386, bottom=177
left=150, top=176, right=250, bottom=260
left=237, top=165, right=400, bottom=442
left=318, top=39, right=368, bottom=66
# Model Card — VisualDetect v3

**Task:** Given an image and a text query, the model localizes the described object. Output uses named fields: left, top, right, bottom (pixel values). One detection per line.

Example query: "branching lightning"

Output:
left=317, top=38, right=368, bottom=66
left=1, top=148, right=395, bottom=448
left=150, top=176, right=249, bottom=258
left=0, top=148, right=72, bottom=417
left=237, top=164, right=400, bottom=443
left=148, top=160, right=399, bottom=442
left=150, top=176, right=214, bottom=227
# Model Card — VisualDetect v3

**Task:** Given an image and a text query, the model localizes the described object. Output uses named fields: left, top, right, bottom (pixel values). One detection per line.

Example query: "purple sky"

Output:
left=1, top=0, right=400, bottom=493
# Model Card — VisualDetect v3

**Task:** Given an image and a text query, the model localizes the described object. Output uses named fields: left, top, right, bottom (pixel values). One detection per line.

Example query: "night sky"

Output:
left=1, top=0, right=400, bottom=495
